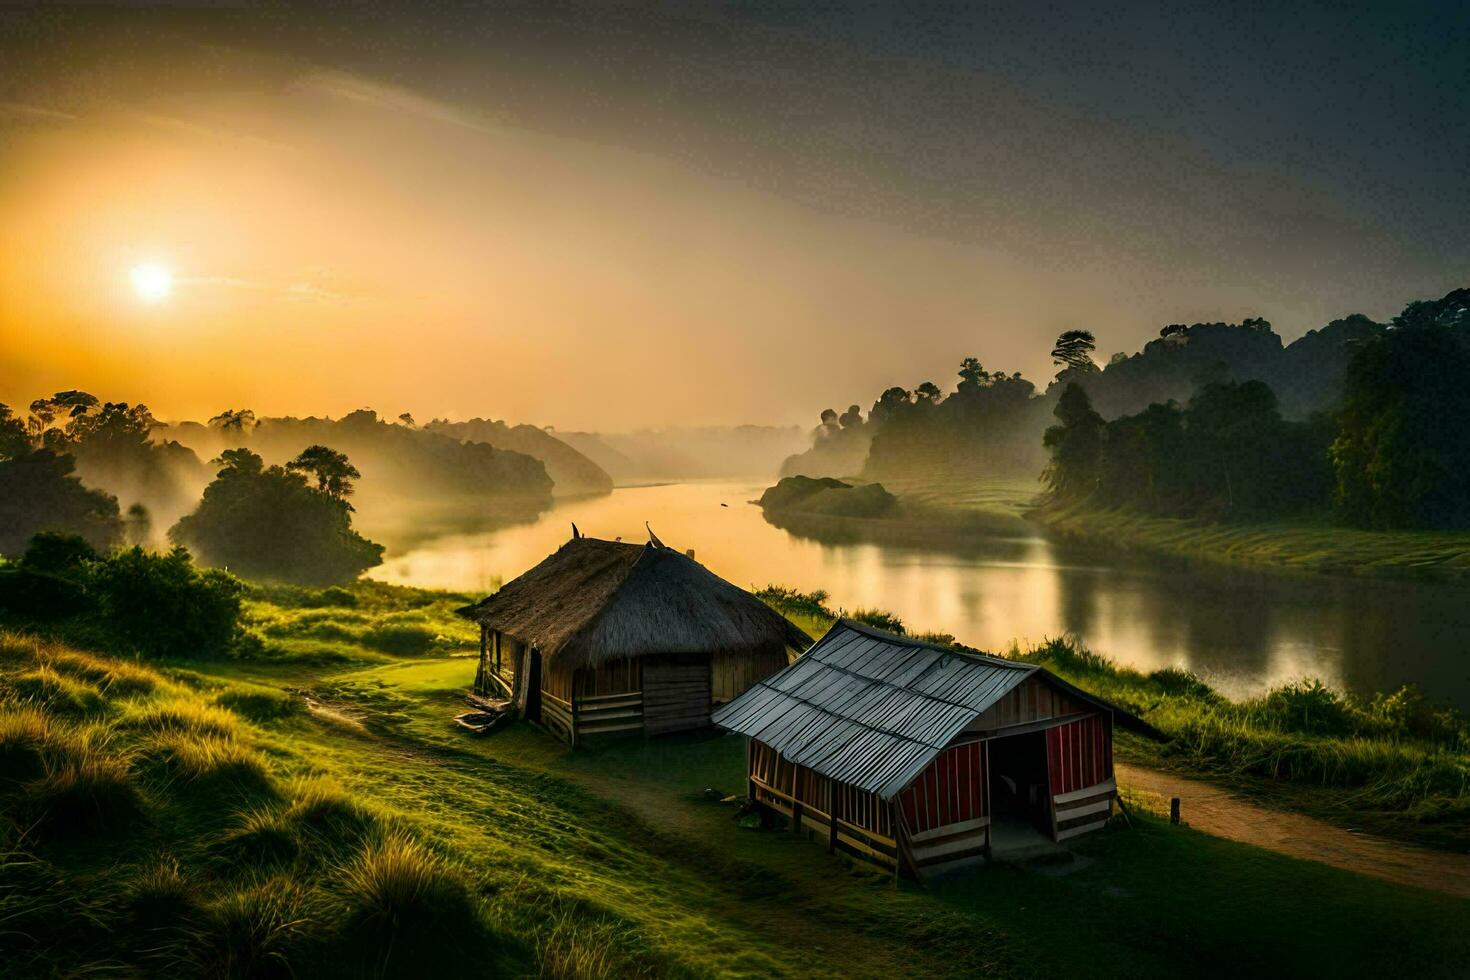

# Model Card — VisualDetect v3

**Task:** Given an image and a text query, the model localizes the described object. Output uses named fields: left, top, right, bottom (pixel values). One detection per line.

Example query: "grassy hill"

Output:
left=3, top=581, right=1469, bottom=977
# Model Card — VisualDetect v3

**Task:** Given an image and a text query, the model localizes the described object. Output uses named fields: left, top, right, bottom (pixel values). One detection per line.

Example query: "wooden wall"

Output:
left=711, top=647, right=787, bottom=703
left=896, top=741, right=989, bottom=877
left=1045, top=714, right=1115, bottom=841
left=642, top=654, right=711, bottom=735
left=748, top=739, right=899, bottom=873
left=962, top=674, right=1088, bottom=733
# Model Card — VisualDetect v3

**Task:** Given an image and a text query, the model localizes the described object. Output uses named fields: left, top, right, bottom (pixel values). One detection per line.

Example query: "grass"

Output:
left=1012, top=637, right=1470, bottom=849
left=1033, top=500, right=1470, bottom=580
left=3, top=579, right=1469, bottom=976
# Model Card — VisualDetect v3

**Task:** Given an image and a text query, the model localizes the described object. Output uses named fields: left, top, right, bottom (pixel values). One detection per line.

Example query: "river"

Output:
left=366, top=481, right=1470, bottom=708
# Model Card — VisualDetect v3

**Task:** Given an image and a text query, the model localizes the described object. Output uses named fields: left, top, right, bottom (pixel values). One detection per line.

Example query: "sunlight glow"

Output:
left=129, top=262, right=173, bottom=303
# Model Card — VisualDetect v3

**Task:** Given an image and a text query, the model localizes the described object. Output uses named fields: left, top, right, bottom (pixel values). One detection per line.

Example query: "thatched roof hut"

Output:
left=459, top=531, right=811, bottom=742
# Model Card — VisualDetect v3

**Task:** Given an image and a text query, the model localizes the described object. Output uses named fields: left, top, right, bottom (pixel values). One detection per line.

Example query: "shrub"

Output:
left=1258, top=679, right=1353, bottom=736
left=754, top=585, right=833, bottom=620
left=283, top=780, right=376, bottom=846
left=361, top=622, right=438, bottom=656
left=87, top=547, right=246, bottom=659
left=846, top=608, right=906, bottom=635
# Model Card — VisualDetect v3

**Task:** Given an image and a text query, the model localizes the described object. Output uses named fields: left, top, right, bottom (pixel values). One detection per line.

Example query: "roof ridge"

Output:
left=832, top=618, right=1031, bottom=669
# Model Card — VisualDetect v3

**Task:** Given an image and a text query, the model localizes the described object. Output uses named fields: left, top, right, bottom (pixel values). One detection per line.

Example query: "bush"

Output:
left=846, top=608, right=906, bottom=635
left=88, top=547, right=246, bottom=659
left=13, top=665, right=105, bottom=715
left=1257, top=679, right=1354, bottom=737
left=202, top=876, right=319, bottom=980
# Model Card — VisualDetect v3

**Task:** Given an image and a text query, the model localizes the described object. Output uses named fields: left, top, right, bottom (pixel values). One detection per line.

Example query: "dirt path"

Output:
left=1117, top=763, right=1470, bottom=899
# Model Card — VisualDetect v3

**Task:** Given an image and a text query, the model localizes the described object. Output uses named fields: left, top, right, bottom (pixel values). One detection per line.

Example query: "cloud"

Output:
left=299, top=71, right=499, bottom=137
left=0, top=101, right=79, bottom=122
left=181, top=275, right=358, bottom=303
left=134, top=113, right=298, bottom=154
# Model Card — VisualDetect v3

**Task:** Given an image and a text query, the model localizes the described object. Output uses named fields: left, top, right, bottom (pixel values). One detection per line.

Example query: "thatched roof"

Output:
left=457, top=535, right=812, bottom=669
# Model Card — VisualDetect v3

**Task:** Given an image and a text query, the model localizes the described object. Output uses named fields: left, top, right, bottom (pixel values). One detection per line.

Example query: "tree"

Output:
left=286, top=445, right=361, bottom=501
left=1332, top=294, right=1470, bottom=528
left=957, top=357, right=987, bottom=388
left=1050, top=330, right=1098, bottom=374
left=0, top=449, right=123, bottom=556
left=397, top=412, right=416, bottom=428
left=0, top=404, right=30, bottom=459
left=209, top=408, right=258, bottom=434
left=1042, top=383, right=1104, bottom=499
left=170, top=448, right=383, bottom=585
left=914, top=381, right=943, bottom=404
left=839, top=405, right=864, bottom=428
left=124, top=502, right=152, bottom=546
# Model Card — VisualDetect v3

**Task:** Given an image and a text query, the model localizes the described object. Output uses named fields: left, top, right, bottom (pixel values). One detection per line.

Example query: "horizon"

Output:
left=4, top=3, right=1465, bottom=430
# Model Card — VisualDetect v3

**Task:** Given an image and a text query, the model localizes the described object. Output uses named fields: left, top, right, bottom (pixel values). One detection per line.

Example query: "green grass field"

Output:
left=3, top=579, right=1469, bottom=977
left=1033, top=502, right=1470, bottom=580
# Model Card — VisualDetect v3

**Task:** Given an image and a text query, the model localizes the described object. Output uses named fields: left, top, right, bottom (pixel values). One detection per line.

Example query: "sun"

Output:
left=129, top=262, right=173, bottom=303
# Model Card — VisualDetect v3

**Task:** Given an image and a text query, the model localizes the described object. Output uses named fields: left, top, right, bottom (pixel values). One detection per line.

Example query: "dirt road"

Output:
left=1117, top=763, right=1470, bottom=899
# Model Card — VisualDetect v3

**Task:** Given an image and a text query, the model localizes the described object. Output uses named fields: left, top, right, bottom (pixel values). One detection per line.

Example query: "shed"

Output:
left=458, top=530, right=812, bottom=743
left=712, top=619, right=1123, bottom=879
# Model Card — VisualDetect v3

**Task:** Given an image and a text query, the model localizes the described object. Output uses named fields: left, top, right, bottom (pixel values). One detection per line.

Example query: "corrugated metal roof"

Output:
left=712, top=619, right=1037, bottom=799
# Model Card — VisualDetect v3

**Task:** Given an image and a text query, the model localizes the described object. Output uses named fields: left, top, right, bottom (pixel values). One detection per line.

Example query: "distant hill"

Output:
left=554, top=426, right=807, bottom=484
left=166, top=410, right=553, bottom=515
left=424, top=418, right=612, bottom=496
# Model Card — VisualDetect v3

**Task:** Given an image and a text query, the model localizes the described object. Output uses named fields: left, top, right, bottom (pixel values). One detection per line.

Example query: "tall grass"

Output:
left=1011, top=635, right=1470, bottom=835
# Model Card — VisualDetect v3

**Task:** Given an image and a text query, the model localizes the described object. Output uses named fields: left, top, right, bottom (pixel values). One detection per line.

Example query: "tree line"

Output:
left=1044, top=288, right=1470, bottom=529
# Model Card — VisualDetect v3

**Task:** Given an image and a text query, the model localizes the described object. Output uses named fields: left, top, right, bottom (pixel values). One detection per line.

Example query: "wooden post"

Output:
left=570, top=671, right=579, bottom=749
left=792, top=800, right=802, bottom=834
left=1170, top=797, right=1181, bottom=825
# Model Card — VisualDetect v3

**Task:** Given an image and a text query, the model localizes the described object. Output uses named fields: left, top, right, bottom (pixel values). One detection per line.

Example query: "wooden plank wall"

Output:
left=748, top=740, right=899, bottom=872
left=642, top=655, right=711, bottom=735
left=962, top=674, right=1086, bottom=733
left=710, top=647, right=788, bottom=703
left=1045, top=714, right=1115, bottom=841
left=896, top=741, right=989, bottom=876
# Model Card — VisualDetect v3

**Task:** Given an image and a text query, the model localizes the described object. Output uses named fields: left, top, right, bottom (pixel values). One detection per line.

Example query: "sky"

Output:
left=1, top=2, right=1466, bottom=431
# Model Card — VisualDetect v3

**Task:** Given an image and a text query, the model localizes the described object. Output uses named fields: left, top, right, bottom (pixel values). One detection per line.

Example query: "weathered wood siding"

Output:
left=897, top=741, right=989, bottom=876
left=748, top=739, right=899, bottom=872
left=962, top=674, right=1088, bottom=733
left=710, top=647, right=787, bottom=704
left=641, top=654, right=711, bottom=735
left=1046, top=714, right=1115, bottom=841
left=475, top=630, right=520, bottom=700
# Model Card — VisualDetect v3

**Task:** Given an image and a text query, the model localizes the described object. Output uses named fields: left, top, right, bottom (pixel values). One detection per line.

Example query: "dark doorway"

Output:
left=525, top=648, right=542, bottom=723
left=987, top=730, right=1050, bottom=833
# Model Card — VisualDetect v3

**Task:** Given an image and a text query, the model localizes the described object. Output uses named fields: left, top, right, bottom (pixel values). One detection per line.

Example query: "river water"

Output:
left=366, top=481, right=1470, bottom=708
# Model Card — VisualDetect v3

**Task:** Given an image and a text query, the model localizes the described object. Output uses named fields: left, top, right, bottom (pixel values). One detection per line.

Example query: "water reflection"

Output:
left=368, top=481, right=1470, bottom=708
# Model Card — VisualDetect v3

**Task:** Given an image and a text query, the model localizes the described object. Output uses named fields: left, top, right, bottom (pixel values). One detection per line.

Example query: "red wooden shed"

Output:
left=713, top=620, right=1124, bottom=879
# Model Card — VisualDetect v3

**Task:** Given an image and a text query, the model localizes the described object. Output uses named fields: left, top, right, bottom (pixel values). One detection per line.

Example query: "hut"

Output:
left=458, top=529, right=812, bottom=743
left=713, top=619, right=1126, bottom=880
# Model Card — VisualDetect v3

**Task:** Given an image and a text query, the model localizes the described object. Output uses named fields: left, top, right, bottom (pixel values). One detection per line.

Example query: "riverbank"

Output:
left=5, top=623, right=1467, bottom=977
left=758, top=475, right=1036, bottom=545
left=1031, top=501, right=1470, bottom=581
left=758, top=587, right=1470, bottom=852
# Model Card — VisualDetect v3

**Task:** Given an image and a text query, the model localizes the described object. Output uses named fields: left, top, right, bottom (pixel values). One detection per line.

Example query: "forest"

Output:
left=781, top=287, right=1470, bottom=532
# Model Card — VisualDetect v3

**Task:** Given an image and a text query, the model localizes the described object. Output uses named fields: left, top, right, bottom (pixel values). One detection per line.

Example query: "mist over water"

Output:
left=369, top=481, right=1470, bottom=709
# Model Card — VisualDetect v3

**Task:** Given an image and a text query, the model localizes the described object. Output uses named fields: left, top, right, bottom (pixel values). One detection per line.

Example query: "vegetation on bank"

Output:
left=3, top=591, right=1468, bottom=977
left=1032, top=502, right=1470, bottom=580
left=757, top=585, right=1470, bottom=849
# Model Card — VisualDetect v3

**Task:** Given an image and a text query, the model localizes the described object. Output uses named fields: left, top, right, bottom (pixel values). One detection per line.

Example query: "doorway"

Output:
left=987, top=730, right=1051, bottom=833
